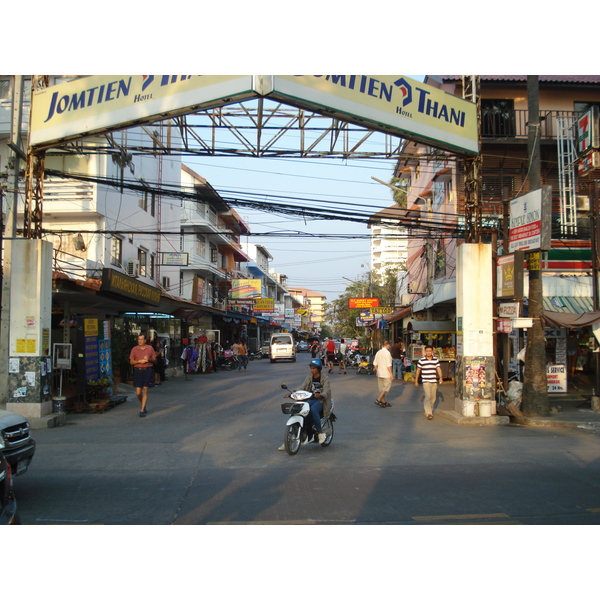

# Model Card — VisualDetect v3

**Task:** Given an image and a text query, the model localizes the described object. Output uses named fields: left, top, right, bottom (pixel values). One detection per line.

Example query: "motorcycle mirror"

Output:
left=280, top=384, right=288, bottom=390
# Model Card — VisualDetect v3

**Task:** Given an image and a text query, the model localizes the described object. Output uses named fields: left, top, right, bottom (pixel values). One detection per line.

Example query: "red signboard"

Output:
left=348, top=298, right=379, bottom=309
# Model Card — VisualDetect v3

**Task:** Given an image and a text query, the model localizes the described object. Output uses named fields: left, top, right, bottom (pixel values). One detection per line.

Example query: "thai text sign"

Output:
left=508, top=187, right=552, bottom=252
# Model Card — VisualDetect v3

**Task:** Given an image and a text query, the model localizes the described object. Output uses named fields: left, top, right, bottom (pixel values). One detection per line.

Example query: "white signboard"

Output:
left=508, top=187, right=552, bottom=252
left=547, top=364, right=567, bottom=393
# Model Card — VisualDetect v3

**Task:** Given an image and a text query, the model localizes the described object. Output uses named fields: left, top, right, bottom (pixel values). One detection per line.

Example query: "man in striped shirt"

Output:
left=414, top=345, right=443, bottom=420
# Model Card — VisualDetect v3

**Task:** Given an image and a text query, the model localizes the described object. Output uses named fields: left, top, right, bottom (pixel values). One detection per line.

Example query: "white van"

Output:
left=269, top=333, right=296, bottom=363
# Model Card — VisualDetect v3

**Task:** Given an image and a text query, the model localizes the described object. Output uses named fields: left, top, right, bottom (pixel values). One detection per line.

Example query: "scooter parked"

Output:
left=215, top=350, right=237, bottom=371
left=356, top=354, right=375, bottom=374
left=280, top=385, right=335, bottom=455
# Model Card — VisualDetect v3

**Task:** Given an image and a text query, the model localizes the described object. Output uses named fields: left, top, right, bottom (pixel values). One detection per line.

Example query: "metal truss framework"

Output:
left=45, top=98, right=435, bottom=161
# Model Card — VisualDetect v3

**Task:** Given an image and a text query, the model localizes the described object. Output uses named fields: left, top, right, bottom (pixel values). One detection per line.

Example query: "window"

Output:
left=162, top=276, right=171, bottom=291
left=482, top=99, right=515, bottom=137
left=210, top=244, right=218, bottom=264
left=196, top=234, right=206, bottom=257
left=575, top=101, right=600, bottom=115
left=110, top=236, right=123, bottom=266
left=138, top=249, right=147, bottom=277
left=149, top=254, right=155, bottom=279
left=139, top=190, right=148, bottom=211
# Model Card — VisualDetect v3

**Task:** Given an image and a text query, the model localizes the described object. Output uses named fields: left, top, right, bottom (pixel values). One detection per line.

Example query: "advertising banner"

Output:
left=231, top=279, right=262, bottom=299
left=496, top=252, right=524, bottom=299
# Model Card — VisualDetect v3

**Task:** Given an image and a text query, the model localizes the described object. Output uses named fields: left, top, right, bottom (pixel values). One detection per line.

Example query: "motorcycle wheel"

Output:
left=284, top=424, right=301, bottom=455
left=321, top=421, right=334, bottom=447
left=254, top=353, right=262, bottom=360
left=224, top=359, right=235, bottom=371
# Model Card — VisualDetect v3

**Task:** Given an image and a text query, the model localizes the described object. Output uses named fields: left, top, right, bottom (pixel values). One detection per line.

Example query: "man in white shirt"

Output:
left=373, top=340, right=393, bottom=407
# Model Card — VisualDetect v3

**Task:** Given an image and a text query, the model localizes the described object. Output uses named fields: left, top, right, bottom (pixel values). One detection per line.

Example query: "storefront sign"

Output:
left=254, top=298, right=274, bottom=312
left=160, top=252, right=189, bottom=266
left=349, top=298, right=379, bottom=309
left=101, top=268, right=161, bottom=306
left=576, top=107, right=599, bottom=156
left=497, top=318, right=513, bottom=334
left=498, top=302, right=520, bottom=318
left=371, top=306, right=393, bottom=315
left=496, top=252, right=524, bottom=299
left=509, top=187, right=552, bottom=252
left=547, top=364, right=567, bottom=393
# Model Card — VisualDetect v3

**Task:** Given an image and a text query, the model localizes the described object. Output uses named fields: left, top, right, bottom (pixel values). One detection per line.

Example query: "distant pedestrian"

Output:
left=152, top=339, right=166, bottom=385
left=325, top=338, right=336, bottom=373
left=337, top=338, right=348, bottom=374
left=414, top=345, right=443, bottom=420
left=391, top=339, right=405, bottom=380
left=130, top=334, right=156, bottom=418
left=310, top=340, right=319, bottom=358
left=373, top=340, right=393, bottom=407
left=238, top=340, right=248, bottom=371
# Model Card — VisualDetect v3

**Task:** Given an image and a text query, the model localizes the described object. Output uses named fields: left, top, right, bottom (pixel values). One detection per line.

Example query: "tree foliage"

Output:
left=325, top=266, right=401, bottom=342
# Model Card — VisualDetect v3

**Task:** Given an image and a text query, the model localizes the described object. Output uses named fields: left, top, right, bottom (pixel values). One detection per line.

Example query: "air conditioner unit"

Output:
left=126, top=259, right=140, bottom=278
left=577, top=196, right=590, bottom=212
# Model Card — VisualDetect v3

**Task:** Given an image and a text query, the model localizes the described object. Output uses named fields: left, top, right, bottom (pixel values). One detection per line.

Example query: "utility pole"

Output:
left=0, top=76, right=24, bottom=405
left=521, top=75, right=550, bottom=416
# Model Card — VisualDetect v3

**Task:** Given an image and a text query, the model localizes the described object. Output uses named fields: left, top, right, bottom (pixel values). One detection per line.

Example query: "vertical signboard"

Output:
left=508, top=186, right=552, bottom=253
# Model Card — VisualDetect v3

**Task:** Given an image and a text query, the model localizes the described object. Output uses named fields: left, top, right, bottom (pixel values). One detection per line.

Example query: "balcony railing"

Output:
left=482, top=110, right=577, bottom=140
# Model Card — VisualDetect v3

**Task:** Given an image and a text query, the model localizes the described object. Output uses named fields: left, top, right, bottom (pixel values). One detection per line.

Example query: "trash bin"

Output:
left=52, top=396, right=66, bottom=413
left=478, top=400, right=492, bottom=417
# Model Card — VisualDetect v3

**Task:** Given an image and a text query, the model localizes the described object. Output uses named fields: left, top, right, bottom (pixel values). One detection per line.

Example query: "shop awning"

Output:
left=542, top=310, right=600, bottom=329
left=406, top=320, right=456, bottom=333
left=387, top=307, right=412, bottom=324
left=542, top=296, right=593, bottom=313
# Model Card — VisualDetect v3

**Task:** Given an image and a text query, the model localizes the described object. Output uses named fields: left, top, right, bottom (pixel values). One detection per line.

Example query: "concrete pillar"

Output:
left=5, top=239, right=54, bottom=418
left=455, top=243, right=495, bottom=415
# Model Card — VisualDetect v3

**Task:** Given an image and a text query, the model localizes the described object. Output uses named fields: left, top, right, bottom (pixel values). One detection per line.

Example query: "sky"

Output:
left=182, top=137, right=402, bottom=302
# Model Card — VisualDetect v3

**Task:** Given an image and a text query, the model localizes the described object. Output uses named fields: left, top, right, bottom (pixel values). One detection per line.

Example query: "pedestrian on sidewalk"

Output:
left=373, top=340, right=393, bottom=407
left=414, top=345, right=443, bottom=420
left=130, top=334, right=156, bottom=418
left=325, top=338, right=336, bottom=373
left=391, top=339, right=405, bottom=380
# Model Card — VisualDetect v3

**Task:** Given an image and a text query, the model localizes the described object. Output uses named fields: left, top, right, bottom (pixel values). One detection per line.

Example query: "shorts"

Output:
left=377, top=376, right=392, bottom=393
left=133, top=367, right=154, bottom=389
left=326, top=352, right=335, bottom=362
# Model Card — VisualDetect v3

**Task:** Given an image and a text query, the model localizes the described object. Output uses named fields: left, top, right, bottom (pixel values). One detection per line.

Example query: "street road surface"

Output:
left=13, top=356, right=600, bottom=525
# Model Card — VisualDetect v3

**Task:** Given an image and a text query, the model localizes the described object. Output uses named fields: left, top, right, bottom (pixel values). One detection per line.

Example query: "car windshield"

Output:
left=272, top=336, right=290, bottom=344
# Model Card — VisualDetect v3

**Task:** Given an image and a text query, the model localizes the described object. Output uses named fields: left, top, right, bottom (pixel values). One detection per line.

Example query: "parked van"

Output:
left=269, top=333, right=296, bottom=363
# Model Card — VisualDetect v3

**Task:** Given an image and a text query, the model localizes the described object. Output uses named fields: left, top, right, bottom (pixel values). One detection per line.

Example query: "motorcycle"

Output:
left=215, top=350, right=237, bottom=371
left=280, top=384, right=336, bottom=456
left=247, top=349, right=263, bottom=361
left=356, top=354, right=375, bottom=374
left=346, top=349, right=361, bottom=368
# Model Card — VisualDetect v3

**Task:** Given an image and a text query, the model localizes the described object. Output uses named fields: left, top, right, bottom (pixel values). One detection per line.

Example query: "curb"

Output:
left=510, top=416, right=600, bottom=431
left=437, top=410, right=510, bottom=426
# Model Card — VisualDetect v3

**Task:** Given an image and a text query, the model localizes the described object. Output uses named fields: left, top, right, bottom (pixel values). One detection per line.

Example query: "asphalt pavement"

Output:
left=9, top=355, right=600, bottom=525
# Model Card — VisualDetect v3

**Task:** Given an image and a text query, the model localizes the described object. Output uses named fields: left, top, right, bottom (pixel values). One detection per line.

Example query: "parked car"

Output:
left=0, top=451, right=20, bottom=524
left=296, top=341, right=309, bottom=353
left=0, top=409, right=36, bottom=477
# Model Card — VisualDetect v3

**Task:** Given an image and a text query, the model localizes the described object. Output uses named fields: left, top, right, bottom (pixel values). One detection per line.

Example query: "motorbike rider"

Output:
left=298, top=358, right=331, bottom=444
left=279, top=358, right=331, bottom=450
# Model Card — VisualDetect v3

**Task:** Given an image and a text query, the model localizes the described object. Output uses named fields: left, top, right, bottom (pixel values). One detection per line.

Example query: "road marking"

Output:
left=413, top=513, right=510, bottom=521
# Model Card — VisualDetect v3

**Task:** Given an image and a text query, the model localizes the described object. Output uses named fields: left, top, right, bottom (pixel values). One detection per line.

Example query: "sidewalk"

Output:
left=436, top=372, right=600, bottom=432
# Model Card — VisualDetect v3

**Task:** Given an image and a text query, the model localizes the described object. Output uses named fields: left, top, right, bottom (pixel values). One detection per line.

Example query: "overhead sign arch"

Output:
left=29, top=75, right=478, bottom=156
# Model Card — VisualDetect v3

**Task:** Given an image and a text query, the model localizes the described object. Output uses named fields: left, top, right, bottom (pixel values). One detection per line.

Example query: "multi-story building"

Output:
left=287, top=287, right=327, bottom=333
left=391, top=75, right=600, bottom=382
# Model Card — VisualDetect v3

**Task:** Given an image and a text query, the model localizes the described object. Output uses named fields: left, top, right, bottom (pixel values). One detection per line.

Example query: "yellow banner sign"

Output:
left=30, top=75, right=256, bottom=147
left=269, top=75, right=478, bottom=155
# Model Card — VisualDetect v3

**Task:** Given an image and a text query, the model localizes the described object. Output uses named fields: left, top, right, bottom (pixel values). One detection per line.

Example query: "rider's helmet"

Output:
left=309, top=358, right=323, bottom=370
